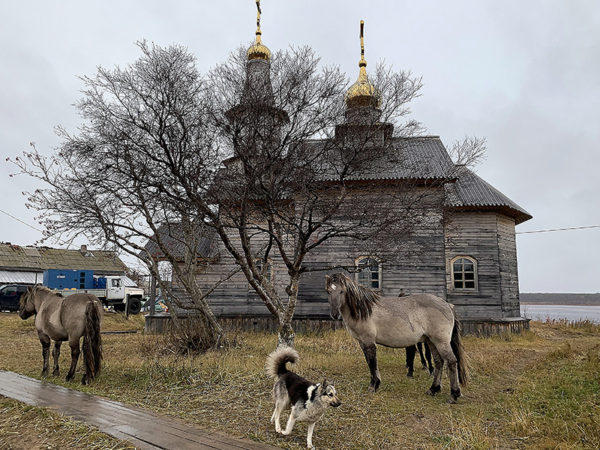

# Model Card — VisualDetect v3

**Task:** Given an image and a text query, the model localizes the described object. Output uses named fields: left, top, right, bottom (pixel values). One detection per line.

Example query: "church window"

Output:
left=451, top=256, right=477, bottom=290
left=355, top=256, right=382, bottom=289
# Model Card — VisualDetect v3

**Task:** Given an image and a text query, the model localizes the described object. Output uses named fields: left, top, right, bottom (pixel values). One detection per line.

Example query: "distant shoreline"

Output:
left=521, top=293, right=600, bottom=306
left=521, top=302, right=600, bottom=306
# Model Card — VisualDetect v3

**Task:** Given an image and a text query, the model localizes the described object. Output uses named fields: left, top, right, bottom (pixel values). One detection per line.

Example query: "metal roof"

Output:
left=445, top=167, right=532, bottom=224
left=143, top=224, right=219, bottom=261
left=312, top=136, right=456, bottom=182
left=0, top=243, right=128, bottom=273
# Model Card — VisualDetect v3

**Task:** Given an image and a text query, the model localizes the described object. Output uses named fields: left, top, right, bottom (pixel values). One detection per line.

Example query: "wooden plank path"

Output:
left=0, top=370, right=279, bottom=450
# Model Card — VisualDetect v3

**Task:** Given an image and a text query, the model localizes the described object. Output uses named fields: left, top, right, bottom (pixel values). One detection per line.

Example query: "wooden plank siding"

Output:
left=496, top=215, right=521, bottom=317
left=444, top=211, right=521, bottom=319
left=174, top=191, right=523, bottom=324
left=189, top=185, right=450, bottom=318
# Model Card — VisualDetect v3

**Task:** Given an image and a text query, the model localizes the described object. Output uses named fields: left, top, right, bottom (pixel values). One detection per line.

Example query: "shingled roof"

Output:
left=445, top=168, right=532, bottom=224
left=0, top=243, right=128, bottom=273
left=143, top=223, right=219, bottom=261
left=312, top=136, right=456, bottom=182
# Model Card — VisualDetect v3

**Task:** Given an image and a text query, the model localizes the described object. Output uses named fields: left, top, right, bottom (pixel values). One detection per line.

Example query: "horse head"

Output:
left=325, top=273, right=346, bottom=320
left=18, top=285, right=38, bottom=320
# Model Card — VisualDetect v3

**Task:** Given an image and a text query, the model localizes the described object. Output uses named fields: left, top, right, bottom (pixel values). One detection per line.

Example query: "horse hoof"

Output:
left=426, top=385, right=441, bottom=396
left=406, top=373, right=414, bottom=378
left=368, top=384, right=379, bottom=393
left=41, top=370, right=48, bottom=378
left=448, top=397, right=458, bottom=404
left=65, top=375, right=74, bottom=382
left=451, top=389, right=461, bottom=402
left=52, top=369, right=60, bottom=377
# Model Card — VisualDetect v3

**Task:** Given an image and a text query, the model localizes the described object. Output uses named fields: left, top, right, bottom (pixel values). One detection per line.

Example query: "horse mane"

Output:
left=333, top=273, right=380, bottom=321
left=27, top=285, right=63, bottom=299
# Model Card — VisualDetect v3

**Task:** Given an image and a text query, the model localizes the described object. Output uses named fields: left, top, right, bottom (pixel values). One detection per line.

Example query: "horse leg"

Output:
left=38, top=332, right=50, bottom=378
left=405, top=346, right=416, bottom=378
left=426, top=341, right=444, bottom=396
left=66, top=338, right=80, bottom=382
left=424, top=342, right=434, bottom=375
left=360, top=342, right=381, bottom=392
left=52, top=341, right=62, bottom=376
left=417, top=342, right=427, bottom=370
left=436, top=342, right=461, bottom=403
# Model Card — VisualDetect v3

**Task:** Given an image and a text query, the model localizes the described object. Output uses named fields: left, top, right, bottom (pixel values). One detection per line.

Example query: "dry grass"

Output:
left=0, top=396, right=133, bottom=449
left=1, top=312, right=599, bottom=449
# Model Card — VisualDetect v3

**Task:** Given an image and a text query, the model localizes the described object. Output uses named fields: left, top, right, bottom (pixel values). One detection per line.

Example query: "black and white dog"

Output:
left=266, top=347, right=341, bottom=449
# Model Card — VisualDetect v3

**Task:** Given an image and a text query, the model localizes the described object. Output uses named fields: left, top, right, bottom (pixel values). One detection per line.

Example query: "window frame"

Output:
left=450, top=256, right=478, bottom=291
left=354, top=256, right=383, bottom=290
left=248, top=258, right=274, bottom=292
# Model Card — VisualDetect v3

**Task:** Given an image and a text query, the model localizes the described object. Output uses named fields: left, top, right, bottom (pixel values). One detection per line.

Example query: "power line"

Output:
left=0, top=207, right=74, bottom=248
left=0, top=208, right=44, bottom=233
left=517, top=225, right=600, bottom=235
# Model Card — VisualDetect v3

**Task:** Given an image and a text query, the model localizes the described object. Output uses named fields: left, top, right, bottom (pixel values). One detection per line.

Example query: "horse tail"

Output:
left=450, top=309, right=468, bottom=386
left=266, top=347, right=298, bottom=379
left=83, top=300, right=103, bottom=381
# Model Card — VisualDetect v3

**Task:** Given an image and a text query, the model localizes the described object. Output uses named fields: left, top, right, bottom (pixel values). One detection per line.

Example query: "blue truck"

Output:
left=43, top=269, right=144, bottom=314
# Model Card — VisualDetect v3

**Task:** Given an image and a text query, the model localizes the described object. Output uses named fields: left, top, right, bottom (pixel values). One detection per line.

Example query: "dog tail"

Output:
left=266, top=346, right=299, bottom=379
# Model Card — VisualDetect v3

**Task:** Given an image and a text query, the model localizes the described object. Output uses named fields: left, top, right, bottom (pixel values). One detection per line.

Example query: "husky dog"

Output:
left=266, top=347, right=341, bottom=449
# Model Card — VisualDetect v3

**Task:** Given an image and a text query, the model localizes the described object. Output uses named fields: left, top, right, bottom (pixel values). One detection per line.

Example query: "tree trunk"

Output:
left=276, top=274, right=300, bottom=348
left=277, top=319, right=295, bottom=348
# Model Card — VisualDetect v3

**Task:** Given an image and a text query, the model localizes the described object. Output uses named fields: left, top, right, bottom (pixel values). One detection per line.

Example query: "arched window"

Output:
left=255, top=258, right=273, bottom=281
left=451, top=256, right=477, bottom=290
left=355, top=256, right=382, bottom=289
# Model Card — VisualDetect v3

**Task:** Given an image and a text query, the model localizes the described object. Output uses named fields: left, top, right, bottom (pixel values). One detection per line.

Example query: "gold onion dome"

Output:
left=247, top=0, right=271, bottom=60
left=346, top=20, right=380, bottom=109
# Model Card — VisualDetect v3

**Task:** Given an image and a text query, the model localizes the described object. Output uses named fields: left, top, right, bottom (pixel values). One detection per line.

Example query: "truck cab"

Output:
left=0, top=284, right=29, bottom=312
left=103, top=275, right=144, bottom=314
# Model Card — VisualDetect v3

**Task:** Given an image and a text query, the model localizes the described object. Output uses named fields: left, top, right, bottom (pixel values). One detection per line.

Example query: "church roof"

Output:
left=446, top=167, right=532, bottom=224
left=311, top=135, right=531, bottom=223
left=143, top=223, right=219, bottom=261
left=312, top=136, right=456, bottom=182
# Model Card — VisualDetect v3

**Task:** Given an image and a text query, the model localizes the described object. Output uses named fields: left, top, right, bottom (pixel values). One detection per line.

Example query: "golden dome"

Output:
left=345, top=20, right=380, bottom=109
left=247, top=1, right=271, bottom=61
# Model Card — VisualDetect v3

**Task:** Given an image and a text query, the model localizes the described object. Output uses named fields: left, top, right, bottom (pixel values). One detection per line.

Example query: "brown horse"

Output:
left=19, top=286, right=103, bottom=384
left=326, top=273, right=468, bottom=403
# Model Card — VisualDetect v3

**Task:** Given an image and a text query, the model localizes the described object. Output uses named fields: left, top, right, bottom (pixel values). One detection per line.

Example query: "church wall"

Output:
left=296, top=185, right=447, bottom=313
left=496, top=215, right=521, bottom=317
left=444, top=211, right=504, bottom=319
left=192, top=184, right=448, bottom=318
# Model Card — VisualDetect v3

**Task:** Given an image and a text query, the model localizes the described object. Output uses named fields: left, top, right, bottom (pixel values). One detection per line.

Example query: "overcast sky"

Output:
left=1, top=1, right=599, bottom=293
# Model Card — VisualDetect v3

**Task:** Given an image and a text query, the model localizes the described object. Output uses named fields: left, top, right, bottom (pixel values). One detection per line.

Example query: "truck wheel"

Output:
left=128, top=298, right=142, bottom=315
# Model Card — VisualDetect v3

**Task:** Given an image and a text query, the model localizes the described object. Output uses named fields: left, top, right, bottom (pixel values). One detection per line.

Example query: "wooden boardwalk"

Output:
left=0, top=370, right=279, bottom=450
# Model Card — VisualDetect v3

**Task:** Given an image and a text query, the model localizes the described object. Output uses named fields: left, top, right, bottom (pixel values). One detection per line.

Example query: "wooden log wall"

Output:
left=145, top=314, right=529, bottom=337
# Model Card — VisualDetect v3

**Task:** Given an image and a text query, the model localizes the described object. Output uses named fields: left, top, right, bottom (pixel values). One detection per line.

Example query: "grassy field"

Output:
left=1, top=312, right=599, bottom=449
left=0, top=396, right=133, bottom=450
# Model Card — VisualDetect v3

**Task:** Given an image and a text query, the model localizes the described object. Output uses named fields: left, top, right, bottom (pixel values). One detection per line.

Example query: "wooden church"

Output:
left=146, top=6, right=532, bottom=336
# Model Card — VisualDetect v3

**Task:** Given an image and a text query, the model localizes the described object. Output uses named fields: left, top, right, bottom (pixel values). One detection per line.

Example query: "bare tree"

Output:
left=12, top=42, right=232, bottom=348
left=12, top=39, right=483, bottom=348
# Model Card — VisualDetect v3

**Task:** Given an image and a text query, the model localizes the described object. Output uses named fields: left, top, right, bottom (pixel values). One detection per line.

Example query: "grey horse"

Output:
left=325, top=273, right=468, bottom=402
left=19, top=285, right=103, bottom=385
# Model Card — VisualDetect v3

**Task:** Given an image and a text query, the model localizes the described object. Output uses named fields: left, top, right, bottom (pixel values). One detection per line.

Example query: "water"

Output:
left=521, top=304, right=600, bottom=323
